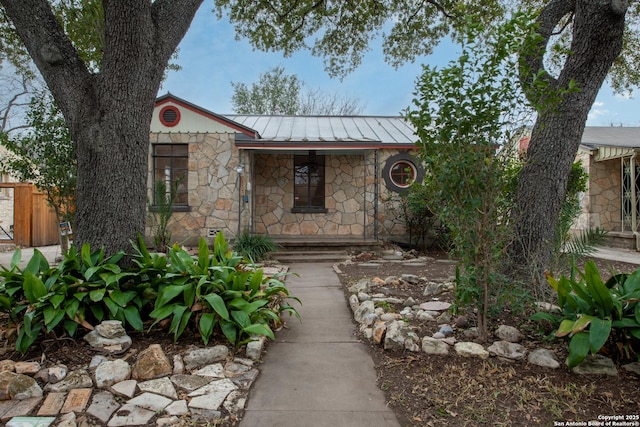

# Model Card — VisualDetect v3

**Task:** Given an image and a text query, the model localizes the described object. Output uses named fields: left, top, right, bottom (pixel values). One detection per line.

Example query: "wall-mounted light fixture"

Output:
left=236, top=164, right=244, bottom=174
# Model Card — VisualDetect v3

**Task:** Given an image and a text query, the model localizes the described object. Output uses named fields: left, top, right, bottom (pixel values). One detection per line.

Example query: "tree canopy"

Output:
left=231, top=66, right=363, bottom=115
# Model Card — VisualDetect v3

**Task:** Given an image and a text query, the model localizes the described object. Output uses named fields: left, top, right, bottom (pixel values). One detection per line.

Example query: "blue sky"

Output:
left=162, top=4, right=640, bottom=126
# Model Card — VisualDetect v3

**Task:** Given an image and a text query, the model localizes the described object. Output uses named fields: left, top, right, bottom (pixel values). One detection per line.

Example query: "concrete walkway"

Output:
left=239, top=263, right=400, bottom=427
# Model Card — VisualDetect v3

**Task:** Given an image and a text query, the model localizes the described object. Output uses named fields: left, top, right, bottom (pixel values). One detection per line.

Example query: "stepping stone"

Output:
left=87, top=391, right=120, bottom=423
left=419, top=301, right=451, bottom=311
left=61, top=388, right=92, bottom=413
left=6, top=417, right=56, bottom=427
left=1, top=397, right=43, bottom=422
left=107, top=403, right=155, bottom=427
left=37, top=392, right=66, bottom=416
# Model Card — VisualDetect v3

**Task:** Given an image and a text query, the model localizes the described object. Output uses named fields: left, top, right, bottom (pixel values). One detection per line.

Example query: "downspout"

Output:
left=363, top=150, right=367, bottom=241
left=374, top=149, right=379, bottom=240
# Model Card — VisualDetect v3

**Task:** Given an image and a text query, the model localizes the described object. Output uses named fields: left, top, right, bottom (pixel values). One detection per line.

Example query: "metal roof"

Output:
left=224, top=115, right=418, bottom=148
left=581, top=126, right=640, bottom=149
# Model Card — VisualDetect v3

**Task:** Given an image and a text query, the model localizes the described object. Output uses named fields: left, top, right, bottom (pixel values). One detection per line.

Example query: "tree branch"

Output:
left=518, top=0, right=576, bottom=103
left=0, top=0, right=92, bottom=124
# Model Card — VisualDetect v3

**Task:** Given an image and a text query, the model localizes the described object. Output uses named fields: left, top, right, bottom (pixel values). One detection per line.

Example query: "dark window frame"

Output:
left=292, top=151, right=327, bottom=213
left=152, top=144, right=189, bottom=210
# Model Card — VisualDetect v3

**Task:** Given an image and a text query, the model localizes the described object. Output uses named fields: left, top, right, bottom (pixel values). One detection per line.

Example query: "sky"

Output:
left=162, top=4, right=640, bottom=127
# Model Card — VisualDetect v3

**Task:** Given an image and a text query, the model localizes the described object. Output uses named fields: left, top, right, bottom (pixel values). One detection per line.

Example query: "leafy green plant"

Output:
left=0, top=244, right=144, bottom=353
left=146, top=232, right=299, bottom=346
left=532, top=261, right=640, bottom=367
left=233, top=231, right=281, bottom=262
left=406, top=13, right=536, bottom=342
left=148, top=179, right=179, bottom=253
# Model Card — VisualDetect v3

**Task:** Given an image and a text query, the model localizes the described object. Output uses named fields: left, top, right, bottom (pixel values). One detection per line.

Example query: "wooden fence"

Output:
left=0, top=182, right=60, bottom=247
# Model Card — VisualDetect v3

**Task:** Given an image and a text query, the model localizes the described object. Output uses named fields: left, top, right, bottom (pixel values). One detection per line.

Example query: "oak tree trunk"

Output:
left=0, top=0, right=203, bottom=256
left=512, top=0, right=628, bottom=281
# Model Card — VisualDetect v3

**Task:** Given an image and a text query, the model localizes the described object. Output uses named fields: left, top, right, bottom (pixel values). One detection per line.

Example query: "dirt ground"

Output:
left=335, top=251, right=640, bottom=427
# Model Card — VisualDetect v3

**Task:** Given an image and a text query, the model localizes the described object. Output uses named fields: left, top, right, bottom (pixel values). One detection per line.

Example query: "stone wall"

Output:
left=252, top=150, right=406, bottom=239
left=148, top=132, right=245, bottom=246
left=582, top=155, right=621, bottom=232
left=147, top=132, right=409, bottom=245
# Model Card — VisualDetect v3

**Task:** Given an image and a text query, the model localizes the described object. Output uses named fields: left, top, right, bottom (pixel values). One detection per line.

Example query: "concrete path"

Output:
left=239, top=263, right=400, bottom=427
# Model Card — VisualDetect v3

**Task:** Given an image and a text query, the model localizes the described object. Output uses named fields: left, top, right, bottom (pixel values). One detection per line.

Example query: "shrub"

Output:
left=233, top=231, right=280, bottom=262
left=0, top=244, right=144, bottom=353
left=0, top=232, right=300, bottom=353
left=144, top=232, right=299, bottom=346
left=532, top=261, right=640, bottom=367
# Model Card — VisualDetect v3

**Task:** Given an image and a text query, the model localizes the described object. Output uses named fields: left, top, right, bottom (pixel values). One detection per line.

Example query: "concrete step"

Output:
left=271, top=250, right=350, bottom=263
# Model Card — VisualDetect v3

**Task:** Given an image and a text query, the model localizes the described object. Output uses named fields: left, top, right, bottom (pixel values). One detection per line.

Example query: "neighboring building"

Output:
left=575, top=127, right=640, bottom=249
left=148, top=94, right=424, bottom=246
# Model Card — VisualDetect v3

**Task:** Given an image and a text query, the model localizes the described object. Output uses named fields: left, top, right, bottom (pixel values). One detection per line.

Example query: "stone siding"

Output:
left=253, top=150, right=405, bottom=239
left=148, top=133, right=409, bottom=244
left=581, top=154, right=621, bottom=232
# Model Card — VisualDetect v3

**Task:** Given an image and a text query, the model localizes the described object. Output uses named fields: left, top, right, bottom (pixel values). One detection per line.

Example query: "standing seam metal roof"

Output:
left=224, top=115, right=417, bottom=145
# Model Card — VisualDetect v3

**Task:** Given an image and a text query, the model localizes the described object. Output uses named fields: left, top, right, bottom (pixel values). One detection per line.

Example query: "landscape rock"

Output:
left=246, top=336, right=266, bottom=361
left=488, top=341, right=527, bottom=360
left=372, top=321, right=387, bottom=345
left=183, top=346, right=229, bottom=371
left=348, top=294, right=359, bottom=312
left=132, top=344, right=172, bottom=380
left=354, top=300, right=376, bottom=324
left=401, top=274, right=420, bottom=284
left=348, top=279, right=371, bottom=294
left=495, top=325, right=523, bottom=343
left=454, top=342, right=489, bottom=360
left=384, top=320, right=419, bottom=351
left=35, top=365, right=67, bottom=384
left=419, top=301, right=451, bottom=311
left=95, top=320, right=127, bottom=339
left=45, top=369, right=93, bottom=392
left=572, top=354, right=618, bottom=376
left=421, top=337, right=449, bottom=355
left=95, top=359, right=131, bottom=388
left=422, top=282, right=448, bottom=297
left=0, top=371, right=43, bottom=400
left=527, top=348, right=560, bottom=369
left=622, top=362, right=640, bottom=376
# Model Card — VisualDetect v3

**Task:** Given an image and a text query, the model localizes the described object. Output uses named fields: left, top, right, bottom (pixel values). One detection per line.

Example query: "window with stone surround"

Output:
left=382, top=152, right=424, bottom=193
left=152, top=144, right=188, bottom=208
left=293, top=151, right=327, bottom=212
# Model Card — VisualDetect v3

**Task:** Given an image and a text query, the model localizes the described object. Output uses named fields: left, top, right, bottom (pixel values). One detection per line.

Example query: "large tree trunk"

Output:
left=512, top=0, right=628, bottom=281
left=0, top=0, right=203, bottom=256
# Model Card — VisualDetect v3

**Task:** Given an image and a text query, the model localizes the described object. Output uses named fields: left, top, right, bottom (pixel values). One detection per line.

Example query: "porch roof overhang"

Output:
left=234, top=137, right=418, bottom=152
left=591, top=146, right=639, bottom=162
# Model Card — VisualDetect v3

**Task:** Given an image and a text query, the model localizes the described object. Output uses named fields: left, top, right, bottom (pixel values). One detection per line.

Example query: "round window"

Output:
left=390, top=161, right=416, bottom=188
left=159, top=105, right=181, bottom=127
left=382, top=152, right=424, bottom=193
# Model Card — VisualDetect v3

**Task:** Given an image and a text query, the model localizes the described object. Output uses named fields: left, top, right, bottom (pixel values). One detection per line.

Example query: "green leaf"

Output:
left=149, top=303, right=177, bottom=322
left=221, top=320, right=237, bottom=345
left=50, top=294, right=65, bottom=309
left=84, top=266, right=100, bottom=280
left=198, top=238, right=210, bottom=270
left=103, top=296, right=119, bottom=316
left=90, top=288, right=106, bottom=302
left=582, top=261, right=613, bottom=315
left=81, top=243, right=93, bottom=267
left=243, top=323, right=274, bottom=340
left=199, top=312, right=217, bottom=345
left=43, top=306, right=65, bottom=331
left=90, top=304, right=104, bottom=322
left=571, top=314, right=595, bottom=334
left=123, top=305, right=143, bottom=331
left=231, top=310, right=250, bottom=328
left=567, top=332, right=590, bottom=368
left=203, top=293, right=229, bottom=321
left=24, top=249, right=49, bottom=276
left=109, top=289, right=133, bottom=307
left=156, top=284, right=186, bottom=308
left=555, top=319, right=575, bottom=337
left=10, top=248, right=22, bottom=268
left=249, top=269, right=264, bottom=292
left=23, top=272, right=47, bottom=303
left=588, top=317, right=611, bottom=354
